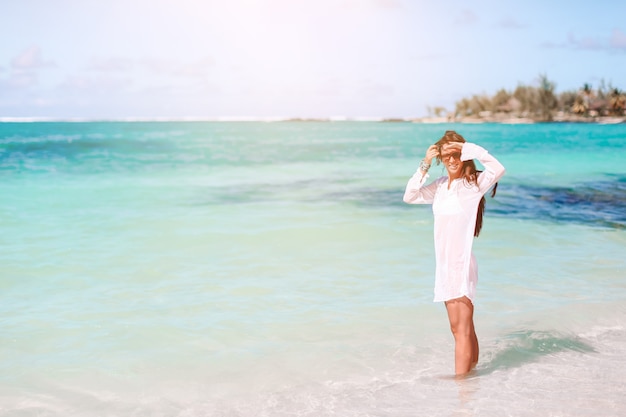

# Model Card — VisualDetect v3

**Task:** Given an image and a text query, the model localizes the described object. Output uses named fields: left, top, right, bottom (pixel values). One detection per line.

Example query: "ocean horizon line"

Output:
left=1, top=115, right=623, bottom=124
left=0, top=116, right=409, bottom=123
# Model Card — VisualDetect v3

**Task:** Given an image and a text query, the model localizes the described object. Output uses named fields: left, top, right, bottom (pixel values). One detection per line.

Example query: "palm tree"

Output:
left=492, top=89, right=512, bottom=112
left=453, top=78, right=622, bottom=121
left=609, top=88, right=626, bottom=115
left=537, top=74, right=557, bottom=121
left=572, top=96, right=587, bottom=115
left=581, top=83, right=594, bottom=108
left=433, top=106, right=447, bottom=117
left=513, top=84, right=538, bottom=116
left=558, top=90, right=578, bottom=113
left=468, top=94, right=492, bottom=116
left=455, top=98, right=471, bottom=118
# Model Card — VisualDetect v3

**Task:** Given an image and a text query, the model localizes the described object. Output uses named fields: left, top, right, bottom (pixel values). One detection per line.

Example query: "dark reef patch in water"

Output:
left=190, top=175, right=626, bottom=230
left=492, top=175, right=626, bottom=229
left=358, top=175, right=626, bottom=229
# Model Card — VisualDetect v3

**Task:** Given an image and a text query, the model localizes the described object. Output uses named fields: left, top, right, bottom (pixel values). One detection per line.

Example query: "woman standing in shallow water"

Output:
left=403, top=130, right=506, bottom=376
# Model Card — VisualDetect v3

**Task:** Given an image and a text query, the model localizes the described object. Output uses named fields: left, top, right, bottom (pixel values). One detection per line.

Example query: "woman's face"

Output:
left=440, top=143, right=463, bottom=180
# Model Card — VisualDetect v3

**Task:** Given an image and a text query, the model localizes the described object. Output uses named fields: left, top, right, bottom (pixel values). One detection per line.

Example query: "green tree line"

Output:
left=453, top=74, right=626, bottom=121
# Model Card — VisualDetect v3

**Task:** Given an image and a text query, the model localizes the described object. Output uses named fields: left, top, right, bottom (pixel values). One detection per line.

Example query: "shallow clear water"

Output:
left=1, top=121, right=625, bottom=416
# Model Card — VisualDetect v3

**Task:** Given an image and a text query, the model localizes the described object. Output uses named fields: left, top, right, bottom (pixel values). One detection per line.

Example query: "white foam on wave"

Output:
left=579, top=324, right=625, bottom=339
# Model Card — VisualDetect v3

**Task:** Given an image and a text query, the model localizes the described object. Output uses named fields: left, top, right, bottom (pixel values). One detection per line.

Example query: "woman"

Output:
left=403, top=130, right=505, bottom=376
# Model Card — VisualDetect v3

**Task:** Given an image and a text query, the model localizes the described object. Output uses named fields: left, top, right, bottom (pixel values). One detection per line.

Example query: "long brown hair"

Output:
left=434, top=130, right=498, bottom=237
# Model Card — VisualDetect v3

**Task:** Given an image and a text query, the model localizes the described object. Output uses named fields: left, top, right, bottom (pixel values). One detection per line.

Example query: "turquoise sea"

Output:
left=1, top=121, right=625, bottom=416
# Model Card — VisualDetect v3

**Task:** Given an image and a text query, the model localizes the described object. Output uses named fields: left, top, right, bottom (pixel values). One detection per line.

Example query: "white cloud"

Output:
left=11, top=46, right=55, bottom=70
left=610, top=29, right=626, bottom=51
left=540, top=40, right=562, bottom=49
left=543, top=30, right=626, bottom=53
left=568, top=33, right=604, bottom=50
left=454, top=10, right=479, bottom=26
left=497, top=17, right=528, bottom=30
left=2, top=46, right=57, bottom=90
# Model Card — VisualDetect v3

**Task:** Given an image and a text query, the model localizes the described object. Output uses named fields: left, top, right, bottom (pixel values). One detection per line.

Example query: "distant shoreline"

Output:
left=410, top=114, right=626, bottom=125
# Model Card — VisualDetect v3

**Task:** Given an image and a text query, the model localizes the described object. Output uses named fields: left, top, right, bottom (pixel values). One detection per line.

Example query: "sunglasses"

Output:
left=440, top=151, right=461, bottom=161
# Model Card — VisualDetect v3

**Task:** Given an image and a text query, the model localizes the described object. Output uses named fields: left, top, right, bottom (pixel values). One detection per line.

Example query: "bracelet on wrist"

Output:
left=419, top=159, right=431, bottom=172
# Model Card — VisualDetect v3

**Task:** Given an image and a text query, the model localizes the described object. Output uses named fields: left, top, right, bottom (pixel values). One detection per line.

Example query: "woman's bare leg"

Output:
left=470, top=319, right=479, bottom=369
left=445, top=296, right=478, bottom=375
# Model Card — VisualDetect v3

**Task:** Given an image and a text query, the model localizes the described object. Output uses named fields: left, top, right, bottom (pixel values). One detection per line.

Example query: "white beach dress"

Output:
left=403, top=143, right=506, bottom=303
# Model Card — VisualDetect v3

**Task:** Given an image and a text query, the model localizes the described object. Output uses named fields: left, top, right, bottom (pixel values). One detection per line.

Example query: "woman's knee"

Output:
left=446, top=298, right=474, bottom=333
left=449, top=321, right=473, bottom=338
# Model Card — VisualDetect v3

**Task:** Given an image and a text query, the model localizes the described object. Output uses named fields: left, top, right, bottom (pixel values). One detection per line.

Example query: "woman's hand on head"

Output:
left=424, top=145, right=439, bottom=164
left=441, top=142, right=463, bottom=154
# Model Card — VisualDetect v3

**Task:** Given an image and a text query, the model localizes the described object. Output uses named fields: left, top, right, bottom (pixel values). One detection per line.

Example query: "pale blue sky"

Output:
left=1, top=0, right=625, bottom=119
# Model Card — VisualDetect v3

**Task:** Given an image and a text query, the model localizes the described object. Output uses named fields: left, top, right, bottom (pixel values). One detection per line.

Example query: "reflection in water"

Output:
left=452, top=375, right=480, bottom=417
